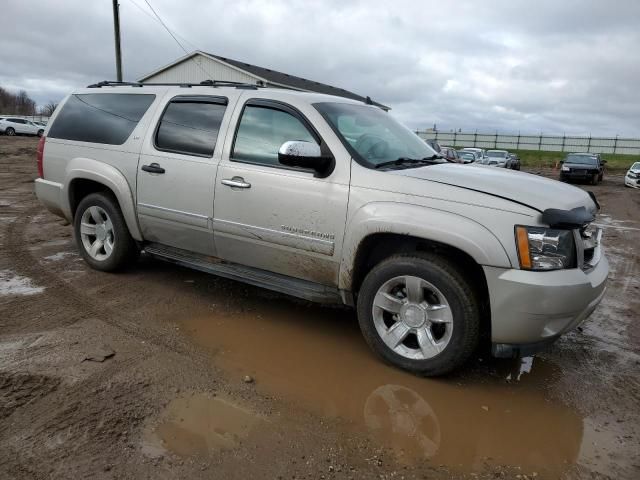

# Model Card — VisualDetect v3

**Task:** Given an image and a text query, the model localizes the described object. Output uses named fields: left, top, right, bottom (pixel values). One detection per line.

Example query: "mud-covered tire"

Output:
left=74, top=192, right=138, bottom=272
left=591, top=174, right=598, bottom=185
left=357, top=253, right=480, bottom=376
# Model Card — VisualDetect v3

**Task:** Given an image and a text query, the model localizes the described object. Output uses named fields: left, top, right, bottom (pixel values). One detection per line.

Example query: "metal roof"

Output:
left=139, top=51, right=389, bottom=110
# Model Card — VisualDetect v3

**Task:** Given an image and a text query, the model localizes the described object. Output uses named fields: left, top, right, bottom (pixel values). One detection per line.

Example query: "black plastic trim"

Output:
left=541, top=206, right=595, bottom=229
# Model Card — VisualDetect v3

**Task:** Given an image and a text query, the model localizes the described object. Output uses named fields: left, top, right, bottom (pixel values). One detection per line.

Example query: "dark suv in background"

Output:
left=560, top=153, right=605, bottom=185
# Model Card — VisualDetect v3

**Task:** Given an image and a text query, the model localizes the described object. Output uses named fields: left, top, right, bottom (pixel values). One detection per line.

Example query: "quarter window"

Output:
left=155, top=100, right=226, bottom=157
left=48, top=94, right=155, bottom=145
left=232, top=105, right=317, bottom=167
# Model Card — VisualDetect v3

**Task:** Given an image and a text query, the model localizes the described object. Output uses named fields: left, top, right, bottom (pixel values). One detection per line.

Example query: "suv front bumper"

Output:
left=483, top=253, right=608, bottom=355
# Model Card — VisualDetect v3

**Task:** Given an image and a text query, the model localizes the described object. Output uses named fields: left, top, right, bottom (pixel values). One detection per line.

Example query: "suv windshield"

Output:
left=487, top=151, right=507, bottom=158
left=565, top=154, right=597, bottom=165
left=314, top=102, right=442, bottom=168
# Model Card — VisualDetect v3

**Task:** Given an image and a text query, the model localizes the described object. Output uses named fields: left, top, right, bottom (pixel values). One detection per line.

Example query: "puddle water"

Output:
left=0, top=269, right=45, bottom=296
left=176, top=298, right=586, bottom=473
left=144, top=393, right=265, bottom=457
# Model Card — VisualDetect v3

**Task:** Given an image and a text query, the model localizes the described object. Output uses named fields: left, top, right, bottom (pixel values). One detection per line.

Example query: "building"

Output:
left=138, top=50, right=389, bottom=110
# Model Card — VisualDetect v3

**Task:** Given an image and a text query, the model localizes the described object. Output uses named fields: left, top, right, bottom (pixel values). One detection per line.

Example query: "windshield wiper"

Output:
left=374, top=155, right=443, bottom=169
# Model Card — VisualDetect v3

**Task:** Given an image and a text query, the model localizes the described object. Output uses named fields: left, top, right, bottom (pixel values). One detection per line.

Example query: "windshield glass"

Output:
left=313, top=102, right=441, bottom=167
left=565, top=154, right=597, bottom=165
left=631, top=162, right=640, bottom=170
left=487, top=151, right=507, bottom=158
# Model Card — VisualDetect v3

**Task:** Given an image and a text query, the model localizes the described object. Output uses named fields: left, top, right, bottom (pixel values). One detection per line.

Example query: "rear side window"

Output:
left=155, top=97, right=227, bottom=157
left=48, top=93, right=155, bottom=145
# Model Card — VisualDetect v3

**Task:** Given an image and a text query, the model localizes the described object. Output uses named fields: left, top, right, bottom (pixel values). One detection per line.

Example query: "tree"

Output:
left=0, top=87, right=37, bottom=115
left=40, top=101, right=59, bottom=117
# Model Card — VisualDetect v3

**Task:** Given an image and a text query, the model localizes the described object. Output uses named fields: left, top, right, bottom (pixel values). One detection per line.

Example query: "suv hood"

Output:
left=391, top=163, right=596, bottom=212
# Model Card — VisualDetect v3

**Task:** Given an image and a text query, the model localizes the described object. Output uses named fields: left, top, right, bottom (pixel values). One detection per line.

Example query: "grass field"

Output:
left=512, top=149, right=637, bottom=171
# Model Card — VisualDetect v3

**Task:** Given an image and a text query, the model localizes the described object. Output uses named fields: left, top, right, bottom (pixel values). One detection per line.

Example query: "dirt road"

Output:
left=1, top=136, right=639, bottom=479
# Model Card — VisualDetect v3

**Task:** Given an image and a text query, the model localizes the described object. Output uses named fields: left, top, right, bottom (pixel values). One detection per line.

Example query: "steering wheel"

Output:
left=355, top=134, right=389, bottom=159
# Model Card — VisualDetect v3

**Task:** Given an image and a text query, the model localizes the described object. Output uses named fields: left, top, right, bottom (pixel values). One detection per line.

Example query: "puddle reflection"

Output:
left=178, top=297, right=583, bottom=473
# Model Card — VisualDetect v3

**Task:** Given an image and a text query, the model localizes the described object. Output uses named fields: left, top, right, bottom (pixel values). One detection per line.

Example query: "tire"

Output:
left=591, top=174, right=598, bottom=185
left=73, top=192, right=138, bottom=272
left=356, top=253, right=480, bottom=376
left=5, top=127, right=15, bottom=136
left=37, top=129, right=44, bottom=137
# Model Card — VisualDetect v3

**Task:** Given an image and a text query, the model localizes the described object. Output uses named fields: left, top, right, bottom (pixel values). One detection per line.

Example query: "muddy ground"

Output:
left=1, top=136, right=639, bottom=480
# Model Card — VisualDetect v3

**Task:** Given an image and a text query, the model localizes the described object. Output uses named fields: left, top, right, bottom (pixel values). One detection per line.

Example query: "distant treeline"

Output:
left=0, top=86, right=37, bottom=115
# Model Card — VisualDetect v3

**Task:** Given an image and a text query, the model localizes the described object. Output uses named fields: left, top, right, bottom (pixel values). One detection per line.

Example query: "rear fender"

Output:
left=62, top=158, right=142, bottom=241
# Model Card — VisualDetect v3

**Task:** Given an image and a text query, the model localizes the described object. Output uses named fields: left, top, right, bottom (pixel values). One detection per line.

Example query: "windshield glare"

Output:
left=313, top=102, right=441, bottom=167
left=566, top=154, right=597, bottom=165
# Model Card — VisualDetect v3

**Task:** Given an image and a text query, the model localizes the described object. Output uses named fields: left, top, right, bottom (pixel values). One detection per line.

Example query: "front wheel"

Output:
left=591, top=174, right=598, bottom=185
left=357, top=253, right=480, bottom=376
left=37, top=129, right=44, bottom=137
left=74, top=192, right=139, bottom=272
left=5, top=127, right=15, bottom=136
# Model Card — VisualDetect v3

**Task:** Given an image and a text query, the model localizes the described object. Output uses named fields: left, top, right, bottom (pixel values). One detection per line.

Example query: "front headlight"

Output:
left=561, top=165, right=570, bottom=172
left=515, top=226, right=575, bottom=270
left=629, top=172, right=638, bottom=179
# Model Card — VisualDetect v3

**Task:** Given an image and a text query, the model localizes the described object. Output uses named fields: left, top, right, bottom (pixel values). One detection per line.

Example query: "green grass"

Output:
left=513, top=149, right=637, bottom=171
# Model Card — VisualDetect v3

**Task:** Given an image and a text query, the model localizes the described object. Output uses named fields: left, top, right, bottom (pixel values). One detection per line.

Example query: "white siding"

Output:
left=142, top=54, right=260, bottom=85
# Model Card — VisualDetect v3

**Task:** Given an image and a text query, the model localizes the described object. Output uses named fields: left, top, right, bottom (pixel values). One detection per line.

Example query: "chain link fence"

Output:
left=416, top=130, right=640, bottom=155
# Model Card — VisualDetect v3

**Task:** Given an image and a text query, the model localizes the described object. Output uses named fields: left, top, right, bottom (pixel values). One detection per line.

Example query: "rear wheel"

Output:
left=5, top=127, right=15, bottom=136
left=74, top=192, right=138, bottom=272
left=357, top=253, right=480, bottom=376
left=37, top=129, right=44, bottom=137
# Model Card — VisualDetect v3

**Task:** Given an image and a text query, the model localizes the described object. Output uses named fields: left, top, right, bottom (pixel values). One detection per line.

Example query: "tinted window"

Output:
left=232, top=105, right=316, bottom=166
left=48, top=93, right=155, bottom=145
left=155, top=100, right=226, bottom=157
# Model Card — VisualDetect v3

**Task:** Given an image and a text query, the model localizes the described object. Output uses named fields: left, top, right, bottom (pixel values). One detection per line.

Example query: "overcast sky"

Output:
left=1, top=0, right=639, bottom=136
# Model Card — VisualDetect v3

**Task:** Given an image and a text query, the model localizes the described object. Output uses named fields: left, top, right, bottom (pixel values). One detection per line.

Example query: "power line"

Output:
left=126, top=0, right=199, bottom=51
left=137, top=0, right=215, bottom=80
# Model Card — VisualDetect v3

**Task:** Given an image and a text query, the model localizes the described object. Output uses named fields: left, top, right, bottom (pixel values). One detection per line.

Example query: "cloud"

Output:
left=0, top=0, right=638, bottom=136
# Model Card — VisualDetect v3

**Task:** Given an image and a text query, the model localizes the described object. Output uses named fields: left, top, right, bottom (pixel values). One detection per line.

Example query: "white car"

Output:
left=0, top=117, right=46, bottom=137
left=461, top=148, right=486, bottom=163
left=485, top=150, right=510, bottom=168
left=625, top=162, right=640, bottom=188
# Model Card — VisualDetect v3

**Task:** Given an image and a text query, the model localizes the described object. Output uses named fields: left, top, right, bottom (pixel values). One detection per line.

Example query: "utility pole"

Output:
left=112, top=0, right=123, bottom=81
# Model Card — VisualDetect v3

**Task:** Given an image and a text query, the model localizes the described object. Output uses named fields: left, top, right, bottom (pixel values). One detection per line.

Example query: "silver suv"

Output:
left=35, top=81, right=608, bottom=375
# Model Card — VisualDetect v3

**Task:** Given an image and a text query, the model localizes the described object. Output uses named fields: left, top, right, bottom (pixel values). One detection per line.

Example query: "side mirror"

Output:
left=278, top=141, right=333, bottom=176
left=559, top=160, right=564, bottom=164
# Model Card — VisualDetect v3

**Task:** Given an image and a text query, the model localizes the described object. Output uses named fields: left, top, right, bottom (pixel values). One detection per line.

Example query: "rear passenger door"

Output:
left=136, top=95, right=231, bottom=256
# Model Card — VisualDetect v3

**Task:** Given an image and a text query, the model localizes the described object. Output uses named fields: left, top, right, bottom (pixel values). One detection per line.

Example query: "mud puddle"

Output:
left=175, top=299, right=591, bottom=475
left=143, top=393, right=266, bottom=457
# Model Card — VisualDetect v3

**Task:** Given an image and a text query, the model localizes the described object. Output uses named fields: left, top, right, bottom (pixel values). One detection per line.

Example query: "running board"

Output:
left=143, top=243, right=343, bottom=304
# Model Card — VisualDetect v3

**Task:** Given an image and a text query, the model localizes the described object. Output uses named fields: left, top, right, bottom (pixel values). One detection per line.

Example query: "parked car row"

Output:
left=425, top=141, right=521, bottom=170
left=0, top=117, right=46, bottom=137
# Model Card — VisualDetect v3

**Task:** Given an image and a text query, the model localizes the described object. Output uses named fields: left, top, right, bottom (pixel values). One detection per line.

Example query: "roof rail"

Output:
left=86, top=80, right=262, bottom=90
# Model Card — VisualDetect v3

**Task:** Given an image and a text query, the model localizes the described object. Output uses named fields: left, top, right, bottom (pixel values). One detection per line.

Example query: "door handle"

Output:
left=221, top=177, right=251, bottom=189
left=141, top=163, right=165, bottom=174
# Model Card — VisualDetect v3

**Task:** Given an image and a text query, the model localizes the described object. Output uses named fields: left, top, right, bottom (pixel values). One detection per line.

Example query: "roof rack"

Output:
left=86, top=80, right=262, bottom=90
